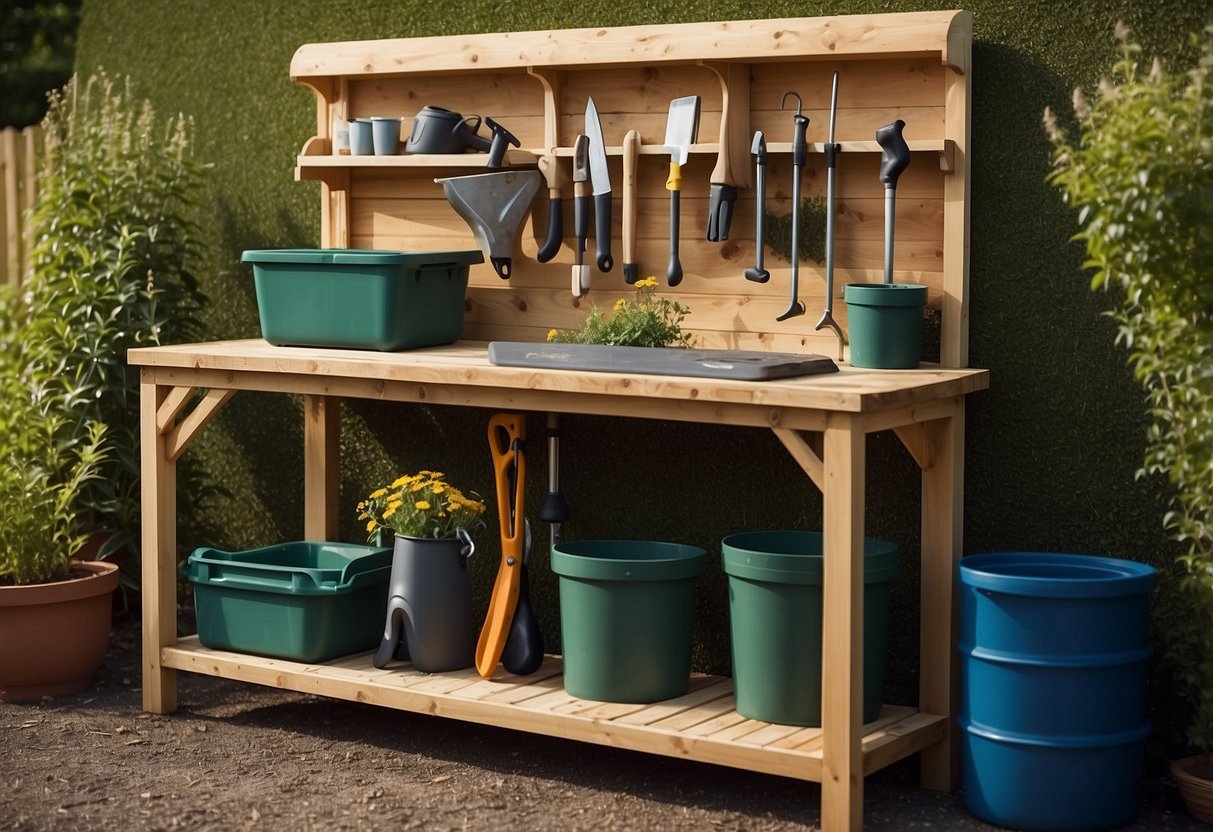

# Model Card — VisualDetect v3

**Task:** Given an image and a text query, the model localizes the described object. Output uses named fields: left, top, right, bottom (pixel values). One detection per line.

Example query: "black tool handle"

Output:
left=536, top=195, right=563, bottom=263
left=574, top=188, right=590, bottom=257
left=500, top=564, right=543, bottom=675
left=484, top=118, right=520, bottom=168
left=876, top=119, right=910, bottom=187
left=792, top=113, right=809, bottom=169
left=594, top=191, right=613, bottom=272
left=706, top=184, right=738, bottom=242
left=667, top=189, right=683, bottom=286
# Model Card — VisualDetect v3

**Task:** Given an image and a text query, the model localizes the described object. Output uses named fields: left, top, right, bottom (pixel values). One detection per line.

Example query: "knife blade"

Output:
left=584, top=97, right=613, bottom=273
left=664, top=95, right=700, bottom=287
left=571, top=134, right=591, bottom=296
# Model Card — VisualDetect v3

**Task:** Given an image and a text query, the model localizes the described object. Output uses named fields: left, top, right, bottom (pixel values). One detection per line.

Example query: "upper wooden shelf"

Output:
left=290, top=11, right=972, bottom=79
left=294, top=139, right=957, bottom=173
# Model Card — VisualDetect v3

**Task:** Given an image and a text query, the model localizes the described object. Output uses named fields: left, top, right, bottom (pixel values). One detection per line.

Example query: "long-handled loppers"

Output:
left=475, top=413, right=528, bottom=677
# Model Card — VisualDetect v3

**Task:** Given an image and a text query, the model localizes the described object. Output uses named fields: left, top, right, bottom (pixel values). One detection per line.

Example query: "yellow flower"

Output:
left=546, top=328, right=558, bottom=342
left=391, top=475, right=414, bottom=488
left=369, top=488, right=388, bottom=499
left=613, top=298, right=627, bottom=313
left=383, top=505, right=397, bottom=519
left=636, top=276, right=658, bottom=288
left=414, top=500, right=431, bottom=511
left=387, top=499, right=403, bottom=511
left=432, top=483, right=446, bottom=494
left=365, top=519, right=377, bottom=533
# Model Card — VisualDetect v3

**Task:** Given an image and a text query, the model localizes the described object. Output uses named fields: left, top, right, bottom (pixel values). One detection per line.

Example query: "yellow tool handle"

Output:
left=665, top=160, right=682, bottom=192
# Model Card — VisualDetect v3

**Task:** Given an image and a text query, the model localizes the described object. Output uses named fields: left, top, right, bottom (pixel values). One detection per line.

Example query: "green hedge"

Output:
left=75, top=0, right=1211, bottom=756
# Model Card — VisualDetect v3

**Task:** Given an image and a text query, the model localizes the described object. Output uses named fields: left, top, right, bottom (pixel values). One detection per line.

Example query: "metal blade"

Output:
left=571, top=134, right=589, bottom=183
left=663, top=95, right=700, bottom=166
left=584, top=97, right=611, bottom=197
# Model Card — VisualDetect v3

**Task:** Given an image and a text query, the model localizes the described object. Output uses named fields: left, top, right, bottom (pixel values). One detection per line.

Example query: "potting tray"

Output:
left=243, top=248, right=483, bottom=351
left=184, top=541, right=392, bottom=662
left=488, top=342, right=838, bottom=381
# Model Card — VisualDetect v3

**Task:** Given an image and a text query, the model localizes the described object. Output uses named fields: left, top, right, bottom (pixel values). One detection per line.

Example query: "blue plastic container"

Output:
left=958, top=552, right=1156, bottom=831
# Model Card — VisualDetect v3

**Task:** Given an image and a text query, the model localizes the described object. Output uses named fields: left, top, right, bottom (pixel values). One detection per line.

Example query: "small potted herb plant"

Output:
left=546, top=276, right=693, bottom=348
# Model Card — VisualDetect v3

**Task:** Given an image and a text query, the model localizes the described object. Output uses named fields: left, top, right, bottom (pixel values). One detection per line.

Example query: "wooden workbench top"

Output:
left=130, top=339, right=988, bottom=416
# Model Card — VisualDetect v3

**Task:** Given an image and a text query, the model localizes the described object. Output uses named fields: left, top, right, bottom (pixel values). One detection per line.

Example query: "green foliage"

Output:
left=548, top=277, right=694, bottom=348
left=0, top=0, right=82, bottom=128
left=0, top=71, right=208, bottom=586
left=1047, top=25, right=1213, bottom=753
left=357, top=471, right=486, bottom=541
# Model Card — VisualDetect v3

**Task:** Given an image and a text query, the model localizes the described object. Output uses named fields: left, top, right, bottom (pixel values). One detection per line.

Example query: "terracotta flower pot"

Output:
left=0, top=561, right=119, bottom=701
left=1172, top=755, right=1213, bottom=825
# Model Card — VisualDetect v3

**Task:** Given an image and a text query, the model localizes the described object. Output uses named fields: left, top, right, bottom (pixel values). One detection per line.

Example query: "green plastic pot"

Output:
left=550, top=540, right=705, bottom=703
left=843, top=283, right=927, bottom=369
left=721, top=530, right=900, bottom=726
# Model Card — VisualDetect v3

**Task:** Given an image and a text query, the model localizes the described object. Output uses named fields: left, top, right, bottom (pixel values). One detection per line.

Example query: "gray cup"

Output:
left=349, top=118, right=374, bottom=156
left=371, top=116, right=401, bottom=156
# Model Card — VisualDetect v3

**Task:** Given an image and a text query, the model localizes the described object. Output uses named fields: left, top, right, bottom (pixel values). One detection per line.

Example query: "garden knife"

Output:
left=571, top=134, right=591, bottom=296
left=584, top=97, right=613, bottom=273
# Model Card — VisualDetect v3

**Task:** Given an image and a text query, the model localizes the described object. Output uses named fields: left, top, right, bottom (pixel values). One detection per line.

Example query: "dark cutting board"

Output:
left=487, top=342, right=838, bottom=381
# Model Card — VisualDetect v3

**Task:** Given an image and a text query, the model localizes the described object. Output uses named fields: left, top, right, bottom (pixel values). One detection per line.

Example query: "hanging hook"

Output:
left=780, top=91, right=803, bottom=115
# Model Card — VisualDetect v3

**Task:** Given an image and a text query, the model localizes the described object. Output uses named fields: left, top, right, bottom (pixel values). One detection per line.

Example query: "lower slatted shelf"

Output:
left=162, top=636, right=947, bottom=782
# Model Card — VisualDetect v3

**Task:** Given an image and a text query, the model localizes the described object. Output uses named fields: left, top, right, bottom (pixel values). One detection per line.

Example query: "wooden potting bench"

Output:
left=132, top=12, right=987, bottom=831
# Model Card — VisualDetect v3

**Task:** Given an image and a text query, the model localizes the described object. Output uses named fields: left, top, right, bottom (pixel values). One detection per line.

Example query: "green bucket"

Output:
left=721, top=530, right=900, bottom=726
left=843, top=283, right=927, bottom=369
left=550, top=540, right=706, bottom=703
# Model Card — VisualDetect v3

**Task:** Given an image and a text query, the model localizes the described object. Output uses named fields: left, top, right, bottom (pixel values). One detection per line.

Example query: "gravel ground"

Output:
left=1, top=614, right=1205, bottom=831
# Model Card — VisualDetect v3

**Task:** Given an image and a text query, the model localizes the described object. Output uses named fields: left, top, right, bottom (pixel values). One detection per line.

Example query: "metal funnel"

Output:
left=435, top=170, right=542, bottom=279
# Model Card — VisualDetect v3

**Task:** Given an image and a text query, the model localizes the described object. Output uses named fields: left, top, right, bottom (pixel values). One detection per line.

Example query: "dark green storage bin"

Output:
left=184, top=541, right=393, bottom=663
left=721, top=530, right=900, bottom=726
left=242, top=248, right=484, bottom=351
left=550, top=540, right=705, bottom=704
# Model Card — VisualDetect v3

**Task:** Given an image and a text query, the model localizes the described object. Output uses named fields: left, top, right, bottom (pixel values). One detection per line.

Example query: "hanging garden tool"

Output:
left=775, top=92, right=808, bottom=321
left=744, top=131, right=770, bottom=283
left=535, top=152, right=565, bottom=263
left=584, top=97, right=613, bottom=274
left=663, top=95, right=700, bottom=287
left=815, top=71, right=845, bottom=359
left=622, top=129, right=641, bottom=284
left=475, top=413, right=528, bottom=678
left=571, top=134, right=591, bottom=296
left=876, top=118, right=911, bottom=283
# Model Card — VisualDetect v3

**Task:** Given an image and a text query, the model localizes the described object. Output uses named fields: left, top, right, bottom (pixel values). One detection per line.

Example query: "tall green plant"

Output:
left=14, top=71, right=208, bottom=578
left=1046, top=26, right=1213, bottom=754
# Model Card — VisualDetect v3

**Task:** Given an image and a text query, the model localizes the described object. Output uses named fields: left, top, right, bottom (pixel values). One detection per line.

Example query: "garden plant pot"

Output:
left=374, top=532, right=476, bottom=673
left=843, top=282, right=927, bottom=369
left=0, top=560, right=119, bottom=701
left=721, top=530, right=900, bottom=726
left=1171, top=755, right=1213, bottom=825
left=550, top=540, right=705, bottom=703
left=958, top=551, right=1157, bottom=831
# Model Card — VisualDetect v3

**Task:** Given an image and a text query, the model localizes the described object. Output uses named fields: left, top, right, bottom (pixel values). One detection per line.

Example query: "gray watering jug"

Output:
left=404, top=106, right=492, bottom=154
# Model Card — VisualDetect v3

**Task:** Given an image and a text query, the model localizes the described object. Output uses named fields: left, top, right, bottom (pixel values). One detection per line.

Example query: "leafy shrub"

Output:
left=0, top=71, right=207, bottom=585
left=1046, top=25, right=1213, bottom=753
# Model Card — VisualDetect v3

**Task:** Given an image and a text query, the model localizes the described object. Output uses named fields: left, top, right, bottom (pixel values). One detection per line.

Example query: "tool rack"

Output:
left=133, top=12, right=986, bottom=831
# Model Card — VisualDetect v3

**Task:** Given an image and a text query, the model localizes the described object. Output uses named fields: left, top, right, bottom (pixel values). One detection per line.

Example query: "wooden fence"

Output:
left=0, top=125, right=43, bottom=287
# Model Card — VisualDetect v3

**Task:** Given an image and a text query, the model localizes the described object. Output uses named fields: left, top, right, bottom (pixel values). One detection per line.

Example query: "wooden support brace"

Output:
left=893, top=423, right=936, bottom=471
left=165, top=388, right=236, bottom=463
left=155, top=386, right=196, bottom=434
left=772, top=427, right=824, bottom=493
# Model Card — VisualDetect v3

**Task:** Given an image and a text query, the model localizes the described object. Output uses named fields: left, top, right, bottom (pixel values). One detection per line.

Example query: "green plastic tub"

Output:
left=242, top=248, right=484, bottom=351
left=721, top=530, right=900, bottom=726
left=550, top=540, right=706, bottom=703
left=843, top=283, right=927, bottom=369
left=184, top=541, right=392, bottom=662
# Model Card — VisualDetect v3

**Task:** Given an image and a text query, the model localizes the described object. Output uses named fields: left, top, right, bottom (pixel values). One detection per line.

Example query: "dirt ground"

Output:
left=1, top=613, right=1205, bottom=831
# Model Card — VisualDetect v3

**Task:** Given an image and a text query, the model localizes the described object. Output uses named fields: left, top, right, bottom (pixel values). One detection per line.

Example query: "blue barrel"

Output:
left=958, top=552, right=1156, bottom=831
